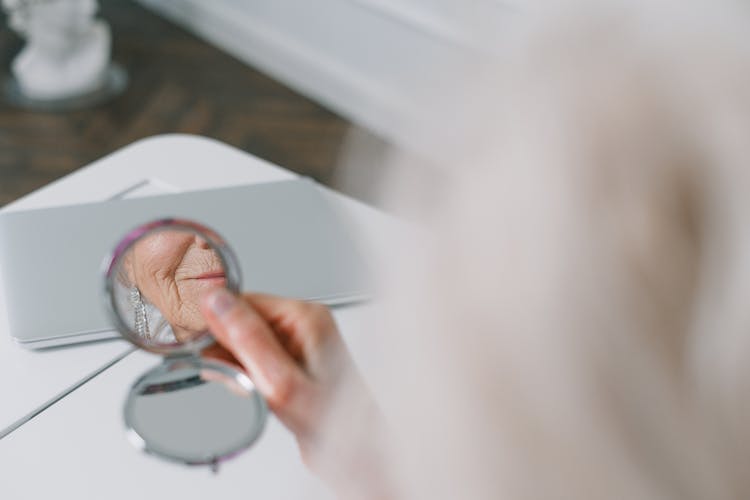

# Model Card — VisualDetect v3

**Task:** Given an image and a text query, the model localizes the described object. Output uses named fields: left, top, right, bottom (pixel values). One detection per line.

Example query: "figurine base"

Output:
left=3, top=62, right=128, bottom=111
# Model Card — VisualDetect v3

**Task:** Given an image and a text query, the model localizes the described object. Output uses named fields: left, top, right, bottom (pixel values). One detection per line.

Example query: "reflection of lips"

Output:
left=192, top=272, right=226, bottom=281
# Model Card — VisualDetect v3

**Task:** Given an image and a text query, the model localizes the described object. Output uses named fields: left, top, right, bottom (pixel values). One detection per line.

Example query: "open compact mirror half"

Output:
left=103, top=218, right=267, bottom=469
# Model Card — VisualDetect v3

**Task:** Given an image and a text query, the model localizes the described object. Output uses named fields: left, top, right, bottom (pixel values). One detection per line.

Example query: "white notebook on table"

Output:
left=0, top=178, right=369, bottom=349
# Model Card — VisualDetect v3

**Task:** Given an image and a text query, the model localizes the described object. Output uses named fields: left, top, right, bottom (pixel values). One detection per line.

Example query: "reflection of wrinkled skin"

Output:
left=124, top=231, right=226, bottom=342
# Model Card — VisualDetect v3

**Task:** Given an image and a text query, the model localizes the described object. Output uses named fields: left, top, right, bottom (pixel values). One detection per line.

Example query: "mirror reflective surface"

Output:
left=104, top=219, right=267, bottom=467
left=105, top=219, right=240, bottom=353
left=126, top=357, right=266, bottom=466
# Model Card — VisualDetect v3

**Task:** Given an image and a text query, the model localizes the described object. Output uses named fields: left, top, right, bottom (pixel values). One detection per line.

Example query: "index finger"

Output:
left=201, top=288, right=309, bottom=412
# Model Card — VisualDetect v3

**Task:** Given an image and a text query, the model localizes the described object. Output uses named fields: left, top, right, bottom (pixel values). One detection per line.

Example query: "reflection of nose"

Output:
left=195, top=235, right=210, bottom=249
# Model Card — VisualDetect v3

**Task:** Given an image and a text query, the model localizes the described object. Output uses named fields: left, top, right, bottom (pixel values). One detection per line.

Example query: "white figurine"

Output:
left=3, top=0, right=111, bottom=101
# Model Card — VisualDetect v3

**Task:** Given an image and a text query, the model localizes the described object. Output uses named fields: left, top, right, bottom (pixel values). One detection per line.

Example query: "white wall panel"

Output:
left=137, top=0, right=520, bottom=146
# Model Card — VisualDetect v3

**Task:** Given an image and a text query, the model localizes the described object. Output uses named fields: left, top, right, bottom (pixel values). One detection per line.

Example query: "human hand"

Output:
left=200, top=289, right=390, bottom=498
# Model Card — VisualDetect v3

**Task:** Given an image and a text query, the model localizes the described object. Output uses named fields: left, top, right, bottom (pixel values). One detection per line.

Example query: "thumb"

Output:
left=201, top=288, right=307, bottom=412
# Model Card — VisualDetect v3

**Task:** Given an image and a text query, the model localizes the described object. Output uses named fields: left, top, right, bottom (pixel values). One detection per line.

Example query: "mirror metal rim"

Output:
left=102, top=218, right=242, bottom=356
left=123, top=356, right=268, bottom=466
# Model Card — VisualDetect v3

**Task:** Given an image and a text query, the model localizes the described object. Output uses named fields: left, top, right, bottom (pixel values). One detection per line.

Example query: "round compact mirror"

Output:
left=103, top=219, right=267, bottom=468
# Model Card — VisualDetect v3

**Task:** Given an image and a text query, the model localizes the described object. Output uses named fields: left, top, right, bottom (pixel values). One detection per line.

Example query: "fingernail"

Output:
left=206, top=288, right=236, bottom=317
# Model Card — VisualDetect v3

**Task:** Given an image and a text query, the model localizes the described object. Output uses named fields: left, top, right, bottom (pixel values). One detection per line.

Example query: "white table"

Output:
left=0, top=135, right=393, bottom=499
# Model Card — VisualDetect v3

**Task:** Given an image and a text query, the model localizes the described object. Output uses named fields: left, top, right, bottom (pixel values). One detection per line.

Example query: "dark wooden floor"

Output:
left=0, top=0, right=353, bottom=206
